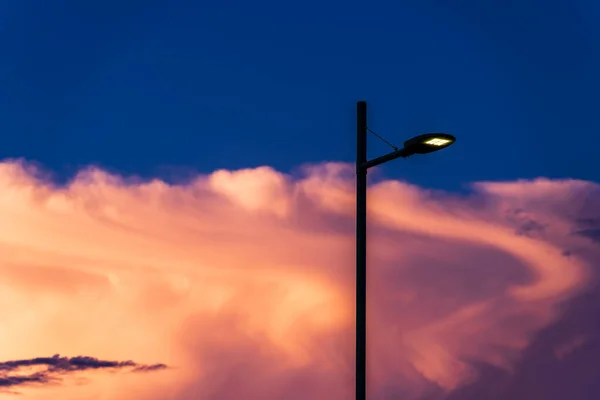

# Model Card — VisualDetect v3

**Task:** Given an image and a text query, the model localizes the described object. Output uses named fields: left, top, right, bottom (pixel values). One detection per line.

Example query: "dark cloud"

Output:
left=571, top=216, right=600, bottom=244
left=515, top=219, right=547, bottom=237
left=0, top=372, right=54, bottom=388
left=0, top=354, right=166, bottom=391
left=574, top=229, right=600, bottom=244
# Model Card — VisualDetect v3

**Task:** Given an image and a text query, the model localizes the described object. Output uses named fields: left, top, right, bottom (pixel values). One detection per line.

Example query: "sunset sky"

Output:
left=1, top=1, right=600, bottom=399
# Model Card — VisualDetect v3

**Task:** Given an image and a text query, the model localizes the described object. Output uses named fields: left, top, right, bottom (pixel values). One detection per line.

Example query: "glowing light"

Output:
left=424, top=138, right=452, bottom=146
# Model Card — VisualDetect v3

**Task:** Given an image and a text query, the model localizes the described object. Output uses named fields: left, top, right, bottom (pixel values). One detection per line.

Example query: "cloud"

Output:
left=0, top=159, right=598, bottom=399
left=0, top=354, right=166, bottom=392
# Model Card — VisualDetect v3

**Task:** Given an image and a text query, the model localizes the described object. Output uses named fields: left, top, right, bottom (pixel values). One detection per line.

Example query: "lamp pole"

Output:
left=356, top=100, right=368, bottom=400
left=355, top=101, right=456, bottom=400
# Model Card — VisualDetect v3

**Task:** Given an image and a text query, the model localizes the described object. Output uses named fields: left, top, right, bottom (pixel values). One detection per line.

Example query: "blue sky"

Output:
left=1, top=0, right=599, bottom=190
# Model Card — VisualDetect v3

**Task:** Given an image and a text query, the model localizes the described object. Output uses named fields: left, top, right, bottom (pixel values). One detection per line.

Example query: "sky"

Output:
left=0, top=0, right=599, bottom=399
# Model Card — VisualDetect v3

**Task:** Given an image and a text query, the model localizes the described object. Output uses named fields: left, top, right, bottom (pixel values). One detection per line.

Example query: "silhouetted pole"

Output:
left=356, top=100, right=367, bottom=400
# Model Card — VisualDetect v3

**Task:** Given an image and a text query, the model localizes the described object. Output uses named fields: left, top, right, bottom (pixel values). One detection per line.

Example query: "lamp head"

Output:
left=403, top=133, right=456, bottom=156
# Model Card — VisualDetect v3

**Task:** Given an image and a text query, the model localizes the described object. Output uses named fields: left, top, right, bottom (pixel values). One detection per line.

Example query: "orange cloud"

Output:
left=0, top=159, right=597, bottom=399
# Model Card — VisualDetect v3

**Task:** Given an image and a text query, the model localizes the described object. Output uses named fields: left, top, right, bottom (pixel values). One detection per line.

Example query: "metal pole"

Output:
left=356, top=100, right=367, bottom=400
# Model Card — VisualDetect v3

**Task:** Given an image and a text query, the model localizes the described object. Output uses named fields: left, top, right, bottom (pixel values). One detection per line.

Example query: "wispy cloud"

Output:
left=0, top=354, right=166, bottom=392
left=0, top=159, right=598, bottom=399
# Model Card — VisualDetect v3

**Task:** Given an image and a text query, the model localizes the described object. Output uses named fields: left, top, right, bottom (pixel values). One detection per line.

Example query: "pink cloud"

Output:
left=0, top=159, right=598, bottom=399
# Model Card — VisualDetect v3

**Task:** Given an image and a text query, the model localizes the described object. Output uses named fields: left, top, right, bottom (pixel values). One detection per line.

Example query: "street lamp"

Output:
left=355, top=101, right=455, bottom=400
